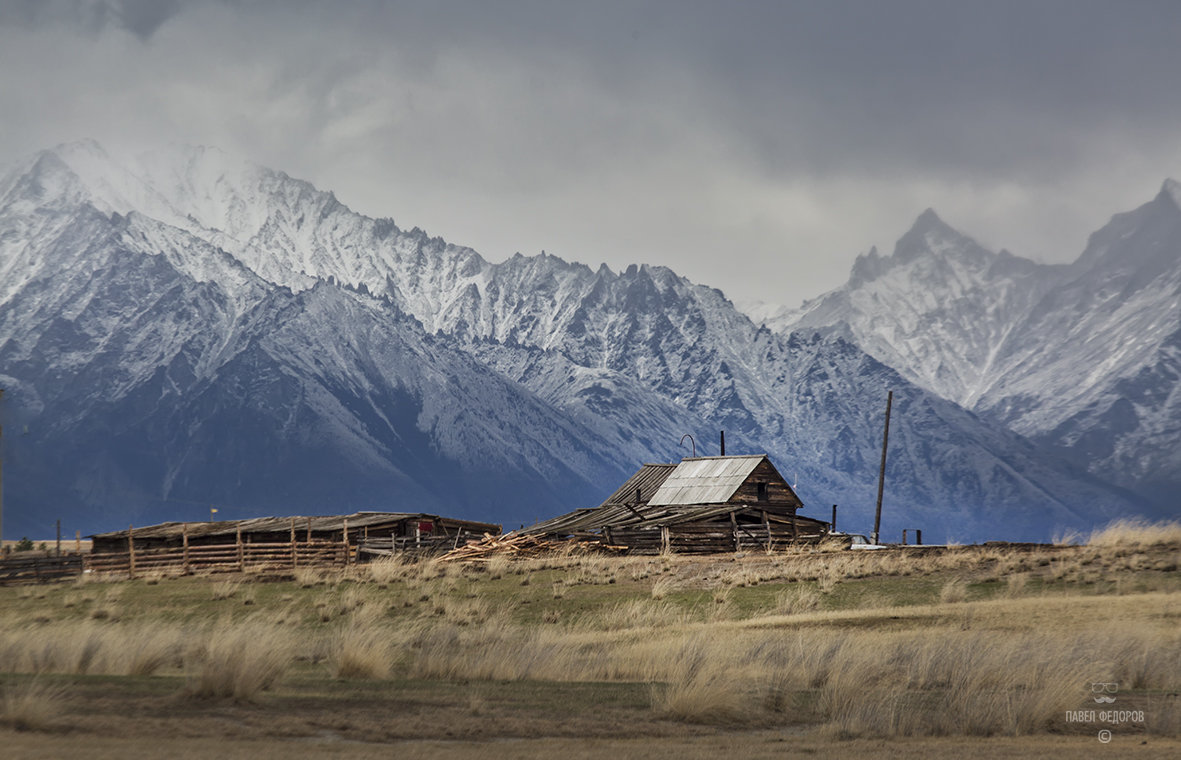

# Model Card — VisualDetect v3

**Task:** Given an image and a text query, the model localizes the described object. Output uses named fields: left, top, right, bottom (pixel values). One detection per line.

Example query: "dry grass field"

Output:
left=1, top=519, right=1179, bottom=758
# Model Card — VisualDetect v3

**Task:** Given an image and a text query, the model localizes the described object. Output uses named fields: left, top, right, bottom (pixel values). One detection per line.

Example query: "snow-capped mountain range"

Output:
left=754, top=181, right=1181, bottom=516
left=0, top=141, right=1165, bottom=540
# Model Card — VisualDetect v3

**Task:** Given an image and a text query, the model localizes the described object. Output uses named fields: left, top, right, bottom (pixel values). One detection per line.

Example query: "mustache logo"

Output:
left=1093, top=695, right=1116, bottom=704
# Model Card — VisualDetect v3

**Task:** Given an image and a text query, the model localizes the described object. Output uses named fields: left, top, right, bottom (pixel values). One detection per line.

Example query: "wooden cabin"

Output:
left=527, top=454, right=829, bottom=553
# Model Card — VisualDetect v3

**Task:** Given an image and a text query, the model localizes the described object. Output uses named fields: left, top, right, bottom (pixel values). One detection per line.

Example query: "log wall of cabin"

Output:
left=728, top=459, right=803, bottom=509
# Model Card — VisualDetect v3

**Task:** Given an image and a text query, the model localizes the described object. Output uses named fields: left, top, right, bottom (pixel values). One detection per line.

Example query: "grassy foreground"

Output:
left=1, top=520, right=1179, bottom=758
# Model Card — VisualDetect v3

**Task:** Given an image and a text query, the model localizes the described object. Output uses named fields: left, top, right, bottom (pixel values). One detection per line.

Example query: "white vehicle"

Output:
left=831, top=532, right=888, bottom=550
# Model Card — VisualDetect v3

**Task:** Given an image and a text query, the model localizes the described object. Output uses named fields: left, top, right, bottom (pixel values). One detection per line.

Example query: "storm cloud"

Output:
left=2, top=0, right=1180, bottom=306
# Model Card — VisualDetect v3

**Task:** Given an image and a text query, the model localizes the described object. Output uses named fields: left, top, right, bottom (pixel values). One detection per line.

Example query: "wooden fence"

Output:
left=0, top=554, right=85, bottom=585
left=604, top=519, right=827, bottom=554
left=84, top=539, right=353, bottom=577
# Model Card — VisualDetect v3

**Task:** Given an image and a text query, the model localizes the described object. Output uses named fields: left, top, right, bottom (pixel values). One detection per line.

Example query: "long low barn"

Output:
left=527, top=454, right=830, bottom=553
left=91, top=511, right=501, bottom=555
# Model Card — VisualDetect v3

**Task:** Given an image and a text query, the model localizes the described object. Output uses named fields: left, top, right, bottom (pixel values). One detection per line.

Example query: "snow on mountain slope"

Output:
left=0, top=142, right=1152, bottom=539
left=980, top=182, right=1181, bottom=429
left=0, top=162, right=629, bottom=534
left=761, top=210, right=1063, bottom=408
left=975, top=182, right=1181, bottom=504
left=750, top=182, right=1181, bottom=513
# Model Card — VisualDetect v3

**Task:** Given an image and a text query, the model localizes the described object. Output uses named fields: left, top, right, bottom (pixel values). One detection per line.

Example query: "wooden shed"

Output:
left=88, top=511, right=501, bottom=573
left=527, top=454, right=829, bottom=553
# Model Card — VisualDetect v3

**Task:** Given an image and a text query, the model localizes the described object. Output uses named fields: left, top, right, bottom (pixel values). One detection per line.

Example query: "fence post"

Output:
left=75, top=530, right=81, bottom=554
left=182, top=523, right=190, bottom=574
left=290, top=517, right=297, bottom=569
left=56, top=519, right=61, bottom=557
left=128, top=524, right=136, bottom=580
left=343, top=518, right=350, bottom=567
left=236, top=527, right=243, bottom=572
left=730, top=511, right=739, bottom=551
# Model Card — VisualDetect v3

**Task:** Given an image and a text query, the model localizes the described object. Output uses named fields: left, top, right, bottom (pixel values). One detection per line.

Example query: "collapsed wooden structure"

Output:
left=526, top=455, right=829, bottom=553
left=88, top=511, right=501, bottom=575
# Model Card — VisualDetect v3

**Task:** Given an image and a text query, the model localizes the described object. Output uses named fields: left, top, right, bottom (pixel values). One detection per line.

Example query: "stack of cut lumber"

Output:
left=438, top=532, right=626, bottom=561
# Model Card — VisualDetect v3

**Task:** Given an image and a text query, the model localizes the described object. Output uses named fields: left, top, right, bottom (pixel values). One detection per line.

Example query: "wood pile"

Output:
left=438, top=532, right=627, bottom=561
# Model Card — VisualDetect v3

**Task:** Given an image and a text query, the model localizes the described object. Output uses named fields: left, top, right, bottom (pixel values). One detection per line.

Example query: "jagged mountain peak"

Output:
left=842, top=210, right=1001, bottom=291
left=1073, top=179, right=1181, bottom=273
left=17, top=140, right=347, bottom=242
left=893, top=207, right=989, bottom=263
left=913, top=207, right=945, bottom=229
left=1159, top=178, right=1181, bottom=210
left=42, top=138, right=112, bottom=165
left=847, top=245, right=884, bottom=286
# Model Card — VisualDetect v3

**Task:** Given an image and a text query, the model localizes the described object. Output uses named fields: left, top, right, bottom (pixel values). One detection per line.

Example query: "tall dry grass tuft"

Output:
left=774, top=586, right=821, bottom=615
left=0, top=621, right=186, bottom=677
left=939, top=578, right=968, bottom=604
left=407, top=622, right=565, bottom=682
left=330, top=621, right=393, bottom=679
left=210, top=580, right=241, bottom=600
left=294, top=568, right=326, bottom=588
left=185, top=621, right=295, bottom=702
left=594, top=599, right=687, bottom=631
left=1098, top=626, right=1181, bottom=690
left=432, top=596, right=498, bottom=627
left=814, top=630, right=1097, bottom=737
left=818, top=656, right=908, bottom=738
left=721, top=565, right=761, bottom=589
left=485, top=555, right=510, bottom=580
left=1088, top=518, right=1181, bottom=548
left=0, top=679, right=70, bottom=732
left=650, top=635, right=749, bottom=724
left=121, top=624, right=185, bottom=676
left=650, top=576, right=676, bottom=600
left=366, top=556, right=414, bottom=585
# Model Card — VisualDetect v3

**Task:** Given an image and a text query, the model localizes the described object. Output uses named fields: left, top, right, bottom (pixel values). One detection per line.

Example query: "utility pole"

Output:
left=872, top=390, right=893, bottom=545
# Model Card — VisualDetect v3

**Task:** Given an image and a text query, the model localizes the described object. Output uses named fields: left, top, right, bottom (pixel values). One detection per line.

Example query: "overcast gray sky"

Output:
left=3, top=0, right=1180, bottom=308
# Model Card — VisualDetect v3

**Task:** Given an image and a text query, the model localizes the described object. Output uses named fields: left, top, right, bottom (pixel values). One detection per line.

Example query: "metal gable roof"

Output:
left=596, top=463, right=678, bottom=508
left=647, top=455, right=768, bottom=506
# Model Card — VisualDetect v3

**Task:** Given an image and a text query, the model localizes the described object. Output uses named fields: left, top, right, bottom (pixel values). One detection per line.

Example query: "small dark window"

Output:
left=756, top=483, right=768, bottom=501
